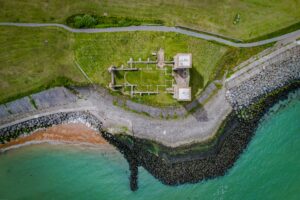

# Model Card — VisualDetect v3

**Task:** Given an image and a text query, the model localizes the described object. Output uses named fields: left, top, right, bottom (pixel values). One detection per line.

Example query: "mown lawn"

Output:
left=117, top=66, right=173, bottom=92
left=0, top=0, right=300, bottom=40
left=0, top=26, right=271, bottom=106
left=0, top=27, right=87, bottom=104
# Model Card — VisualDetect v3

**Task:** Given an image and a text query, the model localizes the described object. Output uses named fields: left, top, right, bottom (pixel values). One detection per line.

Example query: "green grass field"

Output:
left=0, top=26, right=270, bottom=106
left=1, top=0, right=300, bottom=40
left=115, top=66, right=173, bottom=92
left=74, top=31, right=229, bottom=105
left=0, top=27, right=87, bottom=104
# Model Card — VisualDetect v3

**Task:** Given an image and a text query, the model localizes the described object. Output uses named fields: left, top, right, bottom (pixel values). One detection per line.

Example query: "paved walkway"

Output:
left=0, top=70, right=227, bottom=147
left=1, top=22, right=300, bottom=47
left=0, top=85, right=232, bottom=147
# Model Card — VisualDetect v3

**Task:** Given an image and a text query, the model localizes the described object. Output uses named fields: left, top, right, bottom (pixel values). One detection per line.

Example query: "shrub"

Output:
left=74, top=14, right=97, bottom=28
left=67, top=14, right=164, bottom=28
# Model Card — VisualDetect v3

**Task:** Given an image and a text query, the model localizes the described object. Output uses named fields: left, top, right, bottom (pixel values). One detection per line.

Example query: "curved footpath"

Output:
left=1, top=22, right=300, bottom=47
left=0, top=41, right=299, bottom=148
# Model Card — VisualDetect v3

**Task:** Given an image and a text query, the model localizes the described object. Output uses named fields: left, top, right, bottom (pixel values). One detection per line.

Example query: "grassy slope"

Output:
left=212, top=44, right=273, bottom=81
left=0, top=0, right=300, bottom=40
left=0, top=27, right=87, bottom=103
left=0, top=26, right=270, bottom=106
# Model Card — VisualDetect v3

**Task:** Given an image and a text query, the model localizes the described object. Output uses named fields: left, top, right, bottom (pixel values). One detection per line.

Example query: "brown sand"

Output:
left=0, top=123, right=111, bottom=150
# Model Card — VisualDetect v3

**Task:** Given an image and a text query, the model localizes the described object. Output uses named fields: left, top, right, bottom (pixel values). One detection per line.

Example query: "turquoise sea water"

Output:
left=0, top=91, right=300, bottom=200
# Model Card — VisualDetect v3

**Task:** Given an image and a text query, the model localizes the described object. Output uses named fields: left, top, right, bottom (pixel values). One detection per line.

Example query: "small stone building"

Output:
left=174, top=53, right=192, bottom=69
left=173, top=53, right=192, bottom=101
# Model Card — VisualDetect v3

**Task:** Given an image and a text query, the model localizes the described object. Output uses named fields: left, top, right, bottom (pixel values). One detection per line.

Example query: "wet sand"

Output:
left=0, top=123, right=113, bottom=150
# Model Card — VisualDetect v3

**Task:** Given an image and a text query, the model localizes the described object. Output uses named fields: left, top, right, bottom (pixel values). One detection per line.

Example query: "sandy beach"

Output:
left=0, top=123, right=113, bottom=150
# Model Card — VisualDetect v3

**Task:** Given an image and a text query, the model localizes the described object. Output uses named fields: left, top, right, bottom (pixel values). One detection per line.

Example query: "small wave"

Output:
left=0, top=139, right=116, bottom=153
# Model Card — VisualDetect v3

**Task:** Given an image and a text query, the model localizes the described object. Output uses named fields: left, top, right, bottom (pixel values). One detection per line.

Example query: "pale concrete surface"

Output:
left=0, top=85, right=231, bottom=147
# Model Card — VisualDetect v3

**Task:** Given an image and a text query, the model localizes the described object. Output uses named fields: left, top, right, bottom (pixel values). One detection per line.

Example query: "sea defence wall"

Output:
left=225, top=42, right=300, bottom=110
left=0, top=85, right=232, bottom=148
left=0, top=87, right=79, bottom=122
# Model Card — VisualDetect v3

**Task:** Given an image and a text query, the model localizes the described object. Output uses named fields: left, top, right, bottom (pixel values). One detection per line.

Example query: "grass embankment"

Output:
left=212, top=44, right=273, bottom=80
left=66, top=14, right=163, bottom=28
left=1, top=0, right=300, bottom=41
left=0, top=26, right=270, bottom=106
left=0, top=27, right=87, bottom=104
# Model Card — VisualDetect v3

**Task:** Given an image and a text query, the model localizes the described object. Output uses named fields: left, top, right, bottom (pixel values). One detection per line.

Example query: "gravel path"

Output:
left=0, top=85, right=232, bottom=147
left=1, top=22, right=300, bottom=47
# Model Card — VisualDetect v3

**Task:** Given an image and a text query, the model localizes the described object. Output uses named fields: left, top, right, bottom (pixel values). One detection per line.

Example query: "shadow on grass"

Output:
left=179, top=68, right=209, bottom=121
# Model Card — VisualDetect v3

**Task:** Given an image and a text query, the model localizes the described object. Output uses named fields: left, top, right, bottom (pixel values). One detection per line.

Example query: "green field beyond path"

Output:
left=0, top=27, right=87, bottom=104
left=0, top=26, right=269, bottom=106
left=1, top=0, right=300, bottom=40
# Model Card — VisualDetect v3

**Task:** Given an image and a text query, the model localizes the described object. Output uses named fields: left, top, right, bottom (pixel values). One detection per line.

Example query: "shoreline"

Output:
left=0, top=83, right=299, bottom=191
left=99, top=81, right=300, bottom=191
left=0, top=42, right=299, bottom=191
left=0, top=123, right=114, bottom=153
